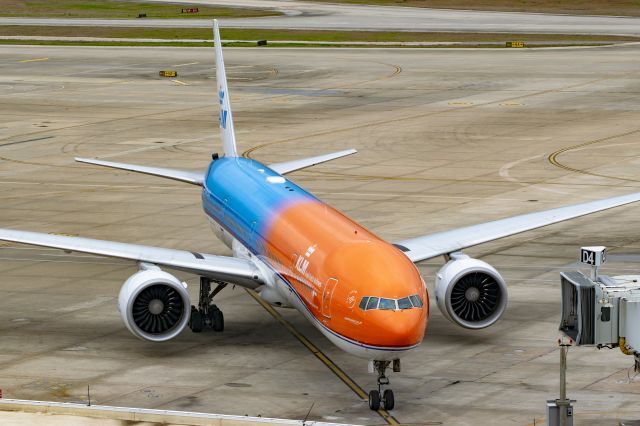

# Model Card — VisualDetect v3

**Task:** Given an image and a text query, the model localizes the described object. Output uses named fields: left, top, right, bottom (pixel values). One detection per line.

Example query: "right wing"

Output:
left=0, top=229, right=263, bottom=289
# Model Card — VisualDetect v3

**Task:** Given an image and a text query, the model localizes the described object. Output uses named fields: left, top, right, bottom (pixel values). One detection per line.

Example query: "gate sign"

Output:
left=580, top=246, right=606, bottom=266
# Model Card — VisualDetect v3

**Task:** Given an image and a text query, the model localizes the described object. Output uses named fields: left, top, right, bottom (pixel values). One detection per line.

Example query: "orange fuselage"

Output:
left=204, top=158, right=429, bottom=353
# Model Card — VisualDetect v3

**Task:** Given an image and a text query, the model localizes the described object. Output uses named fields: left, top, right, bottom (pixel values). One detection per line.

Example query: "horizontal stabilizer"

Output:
left=269, top=149, right=357, bottom=175
left=75, top=157, right=204, bottom=186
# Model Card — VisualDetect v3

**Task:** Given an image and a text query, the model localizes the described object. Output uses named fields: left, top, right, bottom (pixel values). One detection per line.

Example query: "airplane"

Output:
left=2, top=20, right=640, bottom=412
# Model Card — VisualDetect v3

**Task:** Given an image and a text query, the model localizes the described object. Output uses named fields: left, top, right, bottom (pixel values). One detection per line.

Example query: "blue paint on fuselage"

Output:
left=201, top=157, right=316, bottom=254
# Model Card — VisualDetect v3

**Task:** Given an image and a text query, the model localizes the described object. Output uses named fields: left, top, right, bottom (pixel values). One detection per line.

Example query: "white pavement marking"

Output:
left=18, top=57, right=48, bottom=63
left=53, top=296, right=114, bottom=313
left=499, top=154, right=570, bottom=195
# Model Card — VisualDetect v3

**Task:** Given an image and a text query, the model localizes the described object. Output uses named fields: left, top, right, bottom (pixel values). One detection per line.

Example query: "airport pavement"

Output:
left=0, top=398, right=353, bottom=426
left=1, top=0, right=640, bottom=36
left=0, top=43, right=640, bottom=425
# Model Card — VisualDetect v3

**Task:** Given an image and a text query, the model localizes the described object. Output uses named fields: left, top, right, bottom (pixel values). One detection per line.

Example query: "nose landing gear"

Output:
left=368, top=360, right=398, bottom=411
left=188, top=277, right=226, bottom=332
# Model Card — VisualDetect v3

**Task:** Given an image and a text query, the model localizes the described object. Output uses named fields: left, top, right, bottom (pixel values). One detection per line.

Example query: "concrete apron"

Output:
left=0, top=398, right=355, bottom=426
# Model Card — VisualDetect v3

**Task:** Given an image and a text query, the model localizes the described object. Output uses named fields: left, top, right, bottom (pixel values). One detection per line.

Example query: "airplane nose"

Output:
left=373, top=308, right=427, bottom=347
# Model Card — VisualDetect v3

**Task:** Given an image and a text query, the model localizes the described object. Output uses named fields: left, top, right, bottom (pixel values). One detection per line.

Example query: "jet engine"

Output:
left=118, top=266, right=190, bottom=342
left=435, top=253, right=507, bottom=329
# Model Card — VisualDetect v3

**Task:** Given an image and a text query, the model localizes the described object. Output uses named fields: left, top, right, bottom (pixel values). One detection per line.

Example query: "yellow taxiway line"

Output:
left=245, top=289, right=401, bottom=425
left=548, top=128, right=640, bottom=182
left=19, top=57, right=48, bottom=63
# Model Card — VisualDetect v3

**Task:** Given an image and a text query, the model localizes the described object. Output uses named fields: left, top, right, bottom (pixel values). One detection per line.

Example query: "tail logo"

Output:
left=218, top=89, right=228, bottom=129
left=220, top=109, right=228, bottom=129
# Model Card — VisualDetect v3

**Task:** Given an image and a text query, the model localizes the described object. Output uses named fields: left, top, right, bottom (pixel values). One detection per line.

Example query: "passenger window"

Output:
left=397, top=297, right=412, bottom=309
left=365, top=297, right=379, bottom=310
left=409, top=294, right=423, bottom=308
left=359, top=297, right=369, bottom=310
left=379, top=298, right=397, bottom=310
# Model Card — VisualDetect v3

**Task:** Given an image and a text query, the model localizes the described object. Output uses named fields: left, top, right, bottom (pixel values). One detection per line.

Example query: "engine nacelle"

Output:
left=435, top=253, right=507, bottom=329
left=118, top=266, right=191, bottom=342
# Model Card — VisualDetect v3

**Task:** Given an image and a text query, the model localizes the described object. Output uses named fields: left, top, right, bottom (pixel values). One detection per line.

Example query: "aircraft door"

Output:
left=322, top=278, right=339, bottom=318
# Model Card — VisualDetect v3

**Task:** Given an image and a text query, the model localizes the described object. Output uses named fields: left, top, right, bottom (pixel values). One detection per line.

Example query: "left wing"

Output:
left=0, top=229, right=263, bottom=288
left=396, top=191, right=640, bottom=263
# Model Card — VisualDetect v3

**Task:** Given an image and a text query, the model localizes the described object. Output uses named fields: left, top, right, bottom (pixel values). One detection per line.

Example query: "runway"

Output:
left=2, top=0, right=640, bottom=36
left=1, top=43, right=640, bottom=425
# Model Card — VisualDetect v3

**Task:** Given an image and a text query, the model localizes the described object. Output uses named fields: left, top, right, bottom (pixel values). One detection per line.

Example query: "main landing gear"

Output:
left=368, top=359, right=399, bottom=411
left=188, top=277, right=226, bottom=333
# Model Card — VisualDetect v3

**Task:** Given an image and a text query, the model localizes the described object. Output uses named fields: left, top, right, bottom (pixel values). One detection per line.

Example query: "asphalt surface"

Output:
left=1, top=0, right=639, bottom=36
left=1, top=43, right=640, bottom=425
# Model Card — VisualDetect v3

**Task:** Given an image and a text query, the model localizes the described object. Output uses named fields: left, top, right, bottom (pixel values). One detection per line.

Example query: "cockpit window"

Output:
left=397, top=297, right=412, bottom=309
left=379, top=298, right=397, bottom=310
left=365, top=297, right=379, bottom=310
left=359, top=297, right=369, bottom=310
left=409, top=295, right=423, bottom=308
left=359, top=294, right=423, bottom=311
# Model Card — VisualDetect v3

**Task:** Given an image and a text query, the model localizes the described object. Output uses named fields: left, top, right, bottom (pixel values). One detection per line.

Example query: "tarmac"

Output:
left=0, top=43, right=640, bottom=425
left=0, top=398, right=351, bottom=426
left=2, top=1, right=640, bottom=36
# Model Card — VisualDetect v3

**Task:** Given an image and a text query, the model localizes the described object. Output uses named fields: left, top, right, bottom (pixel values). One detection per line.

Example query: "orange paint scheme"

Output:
left=263, top=200, right=429, bottom=348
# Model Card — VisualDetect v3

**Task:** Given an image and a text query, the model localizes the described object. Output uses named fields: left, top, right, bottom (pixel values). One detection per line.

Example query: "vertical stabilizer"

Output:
left=213, top=20, right=238, bottom=157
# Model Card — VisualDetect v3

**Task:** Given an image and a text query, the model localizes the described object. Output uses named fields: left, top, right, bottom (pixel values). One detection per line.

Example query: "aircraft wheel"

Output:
left=190, top=309, right=203, bottom=333
left=383, top=389, right=395, bottom=410
left=212, top=308, right=224, bottom=332
left=368, top=390, right=381, bottom=411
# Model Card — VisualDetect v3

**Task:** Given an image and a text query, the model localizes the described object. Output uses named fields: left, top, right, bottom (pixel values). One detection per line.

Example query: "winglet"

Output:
left=213, top=19, right=238, bottom=157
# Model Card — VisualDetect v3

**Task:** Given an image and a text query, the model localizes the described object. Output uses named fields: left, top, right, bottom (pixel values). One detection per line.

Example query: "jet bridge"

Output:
left=553, top=246, right=640, bottom=426
left=559, top=246, right=640, bottom=368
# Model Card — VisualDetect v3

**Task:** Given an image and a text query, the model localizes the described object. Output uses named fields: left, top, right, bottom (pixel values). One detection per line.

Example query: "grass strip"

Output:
left=1, top=26, right=639, bottom=43
left=0, top=40, right=620, bottom=49
left=0, top=0, right=280, bottom=19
